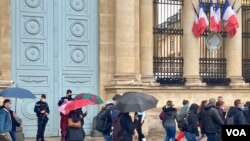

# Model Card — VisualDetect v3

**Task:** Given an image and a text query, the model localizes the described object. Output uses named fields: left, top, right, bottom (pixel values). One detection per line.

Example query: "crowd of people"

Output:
left=1, top=92, right=250, bottom=141
left=159, top=96, right=250, bottom=141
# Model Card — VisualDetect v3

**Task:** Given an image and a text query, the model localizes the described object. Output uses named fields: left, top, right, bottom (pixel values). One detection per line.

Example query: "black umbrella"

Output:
left=116, top=92, right=158, bottom=112
left=0, top=87, right=36, bottom=111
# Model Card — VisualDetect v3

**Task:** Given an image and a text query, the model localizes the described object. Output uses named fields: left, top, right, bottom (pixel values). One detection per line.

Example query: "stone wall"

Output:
left=0, top=0, right=11, bottom=80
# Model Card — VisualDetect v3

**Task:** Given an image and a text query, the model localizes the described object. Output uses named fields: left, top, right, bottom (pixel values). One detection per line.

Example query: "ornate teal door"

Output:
left=11, top=0, right=98, bottom=137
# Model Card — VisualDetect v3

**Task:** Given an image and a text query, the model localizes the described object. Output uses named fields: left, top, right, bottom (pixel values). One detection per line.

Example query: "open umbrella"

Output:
left=0, top=87, right=36, bottom=112
left=116, top=92, right=158, bottom=112
left=64, top=99, right=94, bottom=115
left=58, top=101, right=73, bottom=115
left=74, top=93, right=103, bottom=104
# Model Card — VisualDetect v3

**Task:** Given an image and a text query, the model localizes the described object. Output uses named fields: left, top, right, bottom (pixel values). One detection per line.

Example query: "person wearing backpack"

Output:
left=226, top=99, right=246, bottom=125
left=95, top=94, right=121, bottom=141
left=185, top=103, right=199, bottom=141
left=161, top=100, right=178, bottom=141
left=176, top=100, right=189, bottom=141
left=200, top=98, right=224, bottom=141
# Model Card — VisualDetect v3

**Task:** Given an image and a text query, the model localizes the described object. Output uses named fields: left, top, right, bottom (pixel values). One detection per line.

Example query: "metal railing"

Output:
left=153, top=0, right=185, bottom=85
left=242, top=0, right=250, bottom=83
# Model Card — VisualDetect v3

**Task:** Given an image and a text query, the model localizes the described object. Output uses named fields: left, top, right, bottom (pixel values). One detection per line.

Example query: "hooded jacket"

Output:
left=162, top=106, right=178, bottom=127
left=200, top=103, right=224, bottom=134
left=227, top=106, right=246, bottom=125
left=186, top=104, right=199, bottom=136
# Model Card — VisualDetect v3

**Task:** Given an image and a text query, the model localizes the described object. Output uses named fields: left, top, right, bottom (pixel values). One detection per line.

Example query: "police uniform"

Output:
left=34, top=100, right=50, bottom=141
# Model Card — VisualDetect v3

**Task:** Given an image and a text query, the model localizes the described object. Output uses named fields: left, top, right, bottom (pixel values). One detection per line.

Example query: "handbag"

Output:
left=68, top=118, right=81, bottom=128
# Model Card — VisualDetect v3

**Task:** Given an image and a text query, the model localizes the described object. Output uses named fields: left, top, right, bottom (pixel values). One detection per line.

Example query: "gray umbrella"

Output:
left=116, top=92, right=158, bottom=112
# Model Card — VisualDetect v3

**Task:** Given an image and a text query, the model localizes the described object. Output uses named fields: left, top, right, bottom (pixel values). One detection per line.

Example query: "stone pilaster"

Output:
left=225, top=0, right=247, bottom=86
left=140, top=0, right=154, bottom=83
left=114, top=0, right=140, bottom=84
left=183, top=0, right=205, bottom=86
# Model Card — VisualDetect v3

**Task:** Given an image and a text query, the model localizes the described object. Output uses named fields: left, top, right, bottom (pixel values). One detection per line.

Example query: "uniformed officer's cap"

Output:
left=41, top=94, right=46, bottom=99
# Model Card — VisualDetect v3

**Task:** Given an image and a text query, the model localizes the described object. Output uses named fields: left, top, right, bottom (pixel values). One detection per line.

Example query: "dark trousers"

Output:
left=135, top=119, right=145, bottom=141
left=206, top=133, right=218, bottom=141
left=37, top=116, right=49, bottom=140
left=9, top=131, right=16, bottom=141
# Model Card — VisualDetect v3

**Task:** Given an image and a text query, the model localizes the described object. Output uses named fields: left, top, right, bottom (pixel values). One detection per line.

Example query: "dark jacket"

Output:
left=58, top=96, right=74, bottom=106
left=120, top=113, right=138, bottom=141
left=186, top=104, right=199, bottom=136
left=0, top=107, right=12, bottom=133
left=102, top=102, right=120, bottom=135
left=68, top=108, right=87, bottom=126
left=200, top=104, right=224, bottom=134
left=243, top=103, right=250, bottom=125
left=162, top=106, right=178, bottom=127
left=9, top=110, right=21, bottom=132
left=34, top=101, right=50, bottom=118
left=216, top=107, right=226, bottom=123
left=227, top=107, right=246, bottom=125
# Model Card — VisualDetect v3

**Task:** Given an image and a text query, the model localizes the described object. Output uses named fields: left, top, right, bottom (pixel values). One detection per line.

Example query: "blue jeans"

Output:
left=206, top=133, right=217, bottom=141
left=103, top=134, right=112, bottom=141
left=9, top=131, right=16, bottom=141
left=164, top=126, right=176, bottom=141
left=185, top=132, right=197, bottom=141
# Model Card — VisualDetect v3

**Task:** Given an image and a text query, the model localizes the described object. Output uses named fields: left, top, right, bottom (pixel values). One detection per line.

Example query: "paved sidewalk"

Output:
left=25, top=130, right=207, bottom=141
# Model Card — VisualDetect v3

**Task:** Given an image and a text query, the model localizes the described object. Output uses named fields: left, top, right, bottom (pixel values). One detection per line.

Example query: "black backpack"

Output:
left=95, top=106, right=113, bottom=133
left=177, top=113, right=189, bottom=131
left=111, top=113, right=125, bottom=141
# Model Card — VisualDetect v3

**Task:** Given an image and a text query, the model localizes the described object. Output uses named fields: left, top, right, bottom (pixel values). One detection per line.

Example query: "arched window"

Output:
left=242, top=0, right=250, bottom=83
left=153, top=0, right=185, bottom=85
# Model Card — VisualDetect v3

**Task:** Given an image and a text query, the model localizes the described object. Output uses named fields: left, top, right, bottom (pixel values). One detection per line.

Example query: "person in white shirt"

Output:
left=134, top=111, right=146, bottom=141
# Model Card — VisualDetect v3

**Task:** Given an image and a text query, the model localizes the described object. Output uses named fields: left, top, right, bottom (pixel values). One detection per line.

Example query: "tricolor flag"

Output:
left=210, top=0, right=221, bottom=32
left=198, top=0, right=209, bottom=35
left=222, top=0, right=239, bottom=37
left=192, top=3, right=200, bottom=37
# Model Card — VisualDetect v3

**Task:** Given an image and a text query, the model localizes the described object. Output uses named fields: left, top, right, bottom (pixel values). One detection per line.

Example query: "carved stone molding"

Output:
left=25, top=18, right=41, bottom=35
left=25, top=0, right=42, bottom=8
left=70, top=0, right=86, bottom=12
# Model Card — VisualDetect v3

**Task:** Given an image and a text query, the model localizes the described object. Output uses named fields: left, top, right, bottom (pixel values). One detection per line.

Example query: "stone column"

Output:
left=140, top=0, right=154, bottom=83
left=225, top=0, right=246, bottom=86
left=0, top=0, right=3, bottom=80
left=114, top=0, right=139, bottom=84
left=183, top=0, right=204, bottom=86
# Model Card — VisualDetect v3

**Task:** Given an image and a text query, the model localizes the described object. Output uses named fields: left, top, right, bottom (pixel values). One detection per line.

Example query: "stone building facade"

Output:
left=1, top=0, right=250, bottom=137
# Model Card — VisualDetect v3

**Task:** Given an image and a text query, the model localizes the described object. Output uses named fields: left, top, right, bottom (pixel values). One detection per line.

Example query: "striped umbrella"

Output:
left=74, top=93, right=103, bottom=105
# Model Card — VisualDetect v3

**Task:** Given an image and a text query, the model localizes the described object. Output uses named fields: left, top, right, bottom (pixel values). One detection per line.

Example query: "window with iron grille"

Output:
left=199, top=0, right=230, bottom=86
left=242, top=0, right=250, bottom=83
left=153, top=0, right=185, bottom=85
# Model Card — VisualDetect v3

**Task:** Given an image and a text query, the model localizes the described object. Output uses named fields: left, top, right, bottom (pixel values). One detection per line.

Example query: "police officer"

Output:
left=34, top=94, right=50, bottom=141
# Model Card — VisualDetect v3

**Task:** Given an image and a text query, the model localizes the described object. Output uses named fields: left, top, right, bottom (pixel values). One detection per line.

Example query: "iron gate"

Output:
left=242, top=0, right=250, bottom=83
left=153, top=0, right=185, bottom=85
left=199, top=0, right=230, bottom=86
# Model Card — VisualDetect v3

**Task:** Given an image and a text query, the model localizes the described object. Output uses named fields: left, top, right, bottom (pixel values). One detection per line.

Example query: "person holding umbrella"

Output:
left=63, top=99, right=93, bottom=141
left=58, top=89, right=74, bottom=141
left=0, top=99, right=13, bottom=141
left=34, top=94, right=50, bottom=141
left=113, top=92, right=158, bottom=141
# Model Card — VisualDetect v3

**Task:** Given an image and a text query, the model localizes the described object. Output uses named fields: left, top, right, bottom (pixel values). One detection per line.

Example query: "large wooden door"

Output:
left=11, top=0, right=98, bottom=137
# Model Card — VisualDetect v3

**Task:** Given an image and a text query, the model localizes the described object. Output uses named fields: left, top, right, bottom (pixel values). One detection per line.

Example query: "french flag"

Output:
left=192, top=3, right=200, bottom=37
left=198, top=1, right=209, bottom=35
left=210, top=0, right=221, bottom=32
left=222, top=0, right=239, bottom=37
